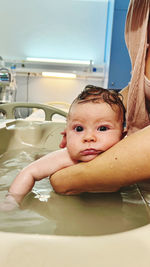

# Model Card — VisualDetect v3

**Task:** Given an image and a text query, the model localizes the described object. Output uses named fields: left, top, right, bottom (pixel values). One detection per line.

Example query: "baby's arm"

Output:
left=3, top=148, right=76, bottom=208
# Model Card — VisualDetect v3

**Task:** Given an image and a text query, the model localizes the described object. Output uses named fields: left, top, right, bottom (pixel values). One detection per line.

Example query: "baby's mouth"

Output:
left=80, top=149, right=102, bottom=156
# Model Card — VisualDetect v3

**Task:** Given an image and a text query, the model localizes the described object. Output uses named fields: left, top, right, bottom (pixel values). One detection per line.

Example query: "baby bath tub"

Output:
left=0, top=103, right=150, bottom=267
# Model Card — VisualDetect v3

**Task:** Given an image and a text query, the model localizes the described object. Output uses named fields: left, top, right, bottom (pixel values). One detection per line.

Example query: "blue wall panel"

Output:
left=115, top=0, right=130, bottom=9
left=108, top=0, right=131, bottom=90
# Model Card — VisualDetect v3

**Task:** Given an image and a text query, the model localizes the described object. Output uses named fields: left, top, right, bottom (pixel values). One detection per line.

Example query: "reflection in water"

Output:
left=0, top=148, right=150, bottom=236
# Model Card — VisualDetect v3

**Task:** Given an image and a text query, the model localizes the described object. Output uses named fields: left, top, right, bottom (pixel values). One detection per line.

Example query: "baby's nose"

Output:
left=83, top=132, right=96, bottom=142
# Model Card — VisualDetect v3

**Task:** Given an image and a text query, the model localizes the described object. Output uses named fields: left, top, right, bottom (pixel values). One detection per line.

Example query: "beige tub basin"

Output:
left=0, top=119, right=150, bottom=267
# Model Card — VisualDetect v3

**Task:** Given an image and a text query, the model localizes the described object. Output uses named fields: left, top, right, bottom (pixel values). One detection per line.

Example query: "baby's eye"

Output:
left=74, top=126, right=84, bottom=132
left=97, top=126, right=109, bottom=131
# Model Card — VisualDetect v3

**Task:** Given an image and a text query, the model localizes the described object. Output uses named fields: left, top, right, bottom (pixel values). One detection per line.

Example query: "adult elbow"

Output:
left=50, top=175, right=81, bottom=195
left=50, top=175, right=68, bottom=194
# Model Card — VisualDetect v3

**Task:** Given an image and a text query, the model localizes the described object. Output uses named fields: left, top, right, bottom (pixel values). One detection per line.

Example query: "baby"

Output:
left=3, top=85, right=126, bottom=210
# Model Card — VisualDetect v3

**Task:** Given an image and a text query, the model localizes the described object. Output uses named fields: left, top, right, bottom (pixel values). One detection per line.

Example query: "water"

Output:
left=0, top=148, right=150, bottom=236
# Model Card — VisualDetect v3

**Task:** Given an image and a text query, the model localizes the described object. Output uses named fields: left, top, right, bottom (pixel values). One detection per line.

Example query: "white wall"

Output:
left=0, top=0, right=108, bottom=66
left=16, top=75, right=104, bottom=104
left=0, top=0, right=114, bottom=103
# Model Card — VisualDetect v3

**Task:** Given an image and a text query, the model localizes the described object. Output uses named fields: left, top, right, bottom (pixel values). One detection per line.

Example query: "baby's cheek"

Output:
left=67, top=140, right=79, bottom=159
left=67, top=141, right=76, bottom=154
left=68, top=149, right=79, bottom=161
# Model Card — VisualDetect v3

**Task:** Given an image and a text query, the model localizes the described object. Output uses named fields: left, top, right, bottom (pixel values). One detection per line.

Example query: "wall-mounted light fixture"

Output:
left=3, top=58, right=104, bottom=80
left=26, top=57, right=92, bottom=66
left=42, top=72, right=76, bottom=79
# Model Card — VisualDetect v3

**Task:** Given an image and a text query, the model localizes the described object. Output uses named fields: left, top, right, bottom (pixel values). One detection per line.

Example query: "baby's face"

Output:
left=66, top=101, right=123, bottom=162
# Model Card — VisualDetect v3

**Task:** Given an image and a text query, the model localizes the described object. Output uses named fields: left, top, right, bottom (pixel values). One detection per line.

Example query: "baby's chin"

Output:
left=78, top=154, right=98, bottom=162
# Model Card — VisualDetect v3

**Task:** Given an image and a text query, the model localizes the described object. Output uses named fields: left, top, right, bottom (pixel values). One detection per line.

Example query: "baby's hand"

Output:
left=0, top=194, right=19, bottom=211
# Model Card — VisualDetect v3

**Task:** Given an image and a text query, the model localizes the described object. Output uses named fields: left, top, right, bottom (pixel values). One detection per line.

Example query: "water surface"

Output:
left=0, top=148, right=150, bottom=236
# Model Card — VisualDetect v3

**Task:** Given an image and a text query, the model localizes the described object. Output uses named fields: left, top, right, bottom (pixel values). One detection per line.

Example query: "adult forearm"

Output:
left=51, top=126, right=150, bottom=194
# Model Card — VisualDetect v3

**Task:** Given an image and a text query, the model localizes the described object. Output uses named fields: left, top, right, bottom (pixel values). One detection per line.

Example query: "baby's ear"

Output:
left=59, top=129, right=67, bottom=148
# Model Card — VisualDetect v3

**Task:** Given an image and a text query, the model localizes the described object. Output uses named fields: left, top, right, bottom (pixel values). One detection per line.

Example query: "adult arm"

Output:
left=51, top=125, right=150, bottom=194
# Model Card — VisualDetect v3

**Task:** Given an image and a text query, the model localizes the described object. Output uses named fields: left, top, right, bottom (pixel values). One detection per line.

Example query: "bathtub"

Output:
left=0, top=103, right=150, bottom=267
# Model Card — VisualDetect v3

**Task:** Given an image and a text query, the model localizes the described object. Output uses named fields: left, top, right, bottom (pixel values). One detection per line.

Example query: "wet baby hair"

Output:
left=69, top=85, right=126, bottom=125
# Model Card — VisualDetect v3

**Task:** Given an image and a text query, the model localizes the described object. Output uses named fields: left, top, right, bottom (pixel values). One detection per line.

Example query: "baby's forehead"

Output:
left=69, top=99, right=114, bottom=112
left=68, top=100, right=100, bottom=115
left=68, top=101, right=116, bottom=117
left=67, top=100, right=123, bottom=124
